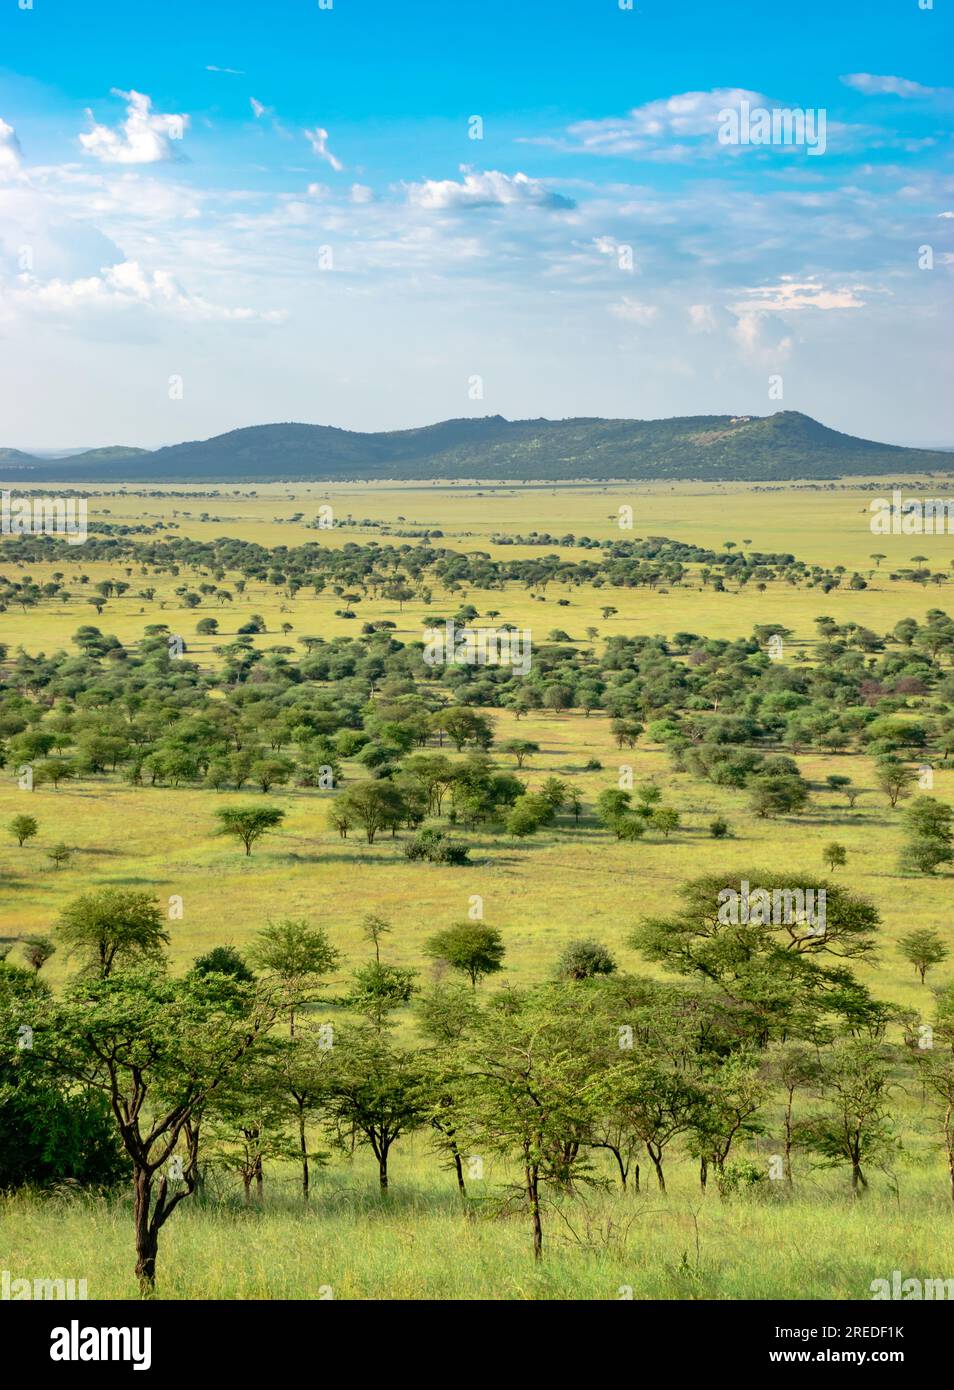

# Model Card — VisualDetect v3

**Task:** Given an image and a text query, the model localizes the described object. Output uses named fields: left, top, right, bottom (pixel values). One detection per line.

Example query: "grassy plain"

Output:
left=1, top=475, right=953, bottom=1299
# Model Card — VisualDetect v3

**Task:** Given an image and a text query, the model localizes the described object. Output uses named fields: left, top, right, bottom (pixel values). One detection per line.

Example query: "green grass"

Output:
left=2, top=476, right=954, bottom=1299
left=4, top=1143, right=953, bottom=1301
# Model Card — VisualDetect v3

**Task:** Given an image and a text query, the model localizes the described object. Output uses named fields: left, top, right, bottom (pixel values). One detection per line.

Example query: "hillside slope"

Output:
left=1, top=412, right=950, bottom=483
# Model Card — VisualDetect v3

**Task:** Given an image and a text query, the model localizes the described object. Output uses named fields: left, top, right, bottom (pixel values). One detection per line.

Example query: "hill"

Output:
left=1, top=411, right=950, bottom=483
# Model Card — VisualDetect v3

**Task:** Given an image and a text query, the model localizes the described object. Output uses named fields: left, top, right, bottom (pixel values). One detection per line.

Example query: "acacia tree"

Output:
left=324, top=1026, right=426, bottom=1193
left=205, top=1046, right=294, bottom=1203
left=416, top=983, right=481, bottom=1195
left=586, top=1058, right=699, bottom=1192
left=899, top=929, right=949, bottom=986
left=276, top=1023, right=336, bottom=1199
left=764, top=1043, right=822, bottom=1186
left=335, top=781, right=405, bottom=844
left=215, top=804, right=285, bottom=855
left=8, top=814, right=38, bottom=847
left=453, top=988, right=598, bottom=1259
left=248, top=918, right=338, bottom=1036
left=41, top=970, right=280, bottom=1291
left=56, top=889, right=170, bottom=978
left=631, top=870, right=881, bottom=1043
left=425, top=922, right=505, bottom=990
left=800, top=1038, right=896, bottom=1195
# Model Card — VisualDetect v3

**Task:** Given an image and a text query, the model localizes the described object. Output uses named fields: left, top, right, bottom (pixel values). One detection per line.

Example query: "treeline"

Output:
left=0, top=526, right=921, bottom=615
left=3, top=870, right=953, bottom=1290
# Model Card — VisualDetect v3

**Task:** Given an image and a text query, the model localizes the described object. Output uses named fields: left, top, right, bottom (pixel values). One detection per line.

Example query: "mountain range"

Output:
left=0, top=412, right=950, bottom=484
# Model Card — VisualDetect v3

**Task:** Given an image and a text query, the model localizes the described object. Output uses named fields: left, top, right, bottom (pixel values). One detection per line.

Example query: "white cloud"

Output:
left=350, top=183, right=374, bottom=204
left=938, top=211, right=954, bottom=219
left=732, top=277, right=867, bottom=312
left=250, top=98, right=267, bottom=119
left=841, top=74, right=943, bottom=99
left=732, top=310, right=794, bottom=361
left=609, top=296, right=658, bottom=325
left=79, top=90, right=188, bottom=165
left=0, top=118, right=23, bottom=178
left=561, top=89, right=766, bottom=157
left=405, top=166, right=574, bottom=211
left=206, top=65, right=244, bottom=76
left=688, top=303, right=716, bottom=333
left=304, top=126, right=343, bottom=173
left=14, top=258, right=285, bottom=322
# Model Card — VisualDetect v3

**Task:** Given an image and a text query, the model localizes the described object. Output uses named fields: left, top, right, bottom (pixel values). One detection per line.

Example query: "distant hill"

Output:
left=1, top=412, right=951, bottom=484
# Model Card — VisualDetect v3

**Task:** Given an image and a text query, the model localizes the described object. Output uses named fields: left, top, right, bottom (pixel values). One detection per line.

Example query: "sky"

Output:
left=0, top=0, right=952, bottom=450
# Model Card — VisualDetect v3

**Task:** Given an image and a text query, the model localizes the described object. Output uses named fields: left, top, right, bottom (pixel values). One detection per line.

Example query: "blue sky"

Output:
left=0, top=0, right=951, bottom=448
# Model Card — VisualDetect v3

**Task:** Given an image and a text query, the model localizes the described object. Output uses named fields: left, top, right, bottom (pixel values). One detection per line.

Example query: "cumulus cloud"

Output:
left=841, top=74, right=943, bottom=99
left=732, top=310, right=794, bottom=361
left=405, top=166, right=574, bottom=211
left=14, top=258, right=285, bottom=322
left=731, top=277, right=867, bottom=312
left=79, top=89, right=188, bottom=165
left=0, top=117, right=23, bottom=178
left=304, top=126, right=343, bottom=172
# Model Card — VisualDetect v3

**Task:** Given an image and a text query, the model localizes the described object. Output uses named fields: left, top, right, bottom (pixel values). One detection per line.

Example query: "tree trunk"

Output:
left=526, top=1163, right=543, bottom=1261
left=133, top=1170, right=158, bottom=1294
left=648, top=1144, right=666, bottom=1192
left=699, top=1155, right=708, bottom=1192
left=299, top=1110, right=309, bottom=1200
left=450, top=1143, right=466, bottom=1196
left=379, top=1149, right=389, bottom=1193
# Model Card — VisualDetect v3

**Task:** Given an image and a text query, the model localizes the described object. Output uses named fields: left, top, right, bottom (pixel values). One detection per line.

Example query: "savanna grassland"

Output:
left=2, top=474, right=954, bottom=1301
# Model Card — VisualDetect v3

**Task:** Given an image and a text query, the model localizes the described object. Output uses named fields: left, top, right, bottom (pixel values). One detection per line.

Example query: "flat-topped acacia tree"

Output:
left=215, top=803, right=285, bottom=855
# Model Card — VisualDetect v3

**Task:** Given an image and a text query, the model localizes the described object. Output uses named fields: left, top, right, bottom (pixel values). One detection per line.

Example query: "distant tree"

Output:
left=874, top=756, right=914, bottom=808
left=823, top=843, right=847, bottom=872
left=22, top=936, right=55, bottom=973
left=425, top=921, right=505, bottom=990
left=192, top=945, right=254, bottom=983
left=215, top=804, right=285, bottom=856
left=555, top=938, right=616, bottom=981
left=899, top=929, right=949, bottom=986
left=505, top=797, right=543, bottom=839
left=46, top=834, right=71, bottom=867
left=335, top=781, right=405, bottom=844
left=650, top=807, right=680, bottom=839
left=500, top=739, right=539, bottom=769
left=8, top=814, right=38, bottom=847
